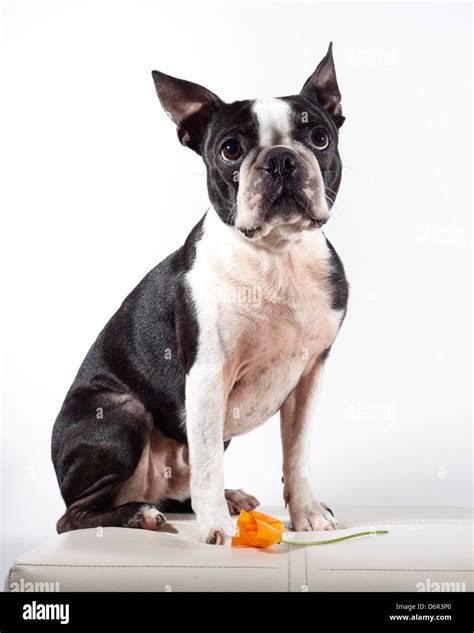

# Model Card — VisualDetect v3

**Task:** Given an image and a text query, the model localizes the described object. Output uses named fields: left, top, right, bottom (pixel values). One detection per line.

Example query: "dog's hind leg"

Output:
left=57, top=497, right=166, bottom=533
left=52, top=382, right=166, bottom=533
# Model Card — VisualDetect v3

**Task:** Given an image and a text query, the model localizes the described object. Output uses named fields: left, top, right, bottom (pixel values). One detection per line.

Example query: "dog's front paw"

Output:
left=198, top=516, right=235, bottom=545
left=289, top=500, right=340, bottom=532
left=225, top=488, right=260, bottom=514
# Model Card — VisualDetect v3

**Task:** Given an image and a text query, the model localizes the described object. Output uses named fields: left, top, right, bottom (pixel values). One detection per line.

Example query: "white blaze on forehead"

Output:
left=252, top=98, right=292, bottom=147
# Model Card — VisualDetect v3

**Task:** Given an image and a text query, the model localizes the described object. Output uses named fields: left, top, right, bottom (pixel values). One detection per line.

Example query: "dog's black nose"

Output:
left=263, top=148, right=297, bottom=178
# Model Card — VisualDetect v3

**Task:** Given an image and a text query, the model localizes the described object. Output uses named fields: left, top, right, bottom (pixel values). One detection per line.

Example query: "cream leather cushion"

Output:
left=5, top=507, right=473, bottom=592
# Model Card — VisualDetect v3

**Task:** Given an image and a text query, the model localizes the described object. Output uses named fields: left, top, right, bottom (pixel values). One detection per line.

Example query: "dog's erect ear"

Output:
left=300, top=43, right=345, bottom=128
left=151, top=70, right=223, bottom=153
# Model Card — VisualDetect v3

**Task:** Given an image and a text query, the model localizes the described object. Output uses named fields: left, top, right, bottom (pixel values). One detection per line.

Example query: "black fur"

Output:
left=326, top=238, right=349, bottom=314
left=202, top=100, right=258, bottom=224
left=282, top=95, right=343, bottom=209
left=51, top=216, right=205, bottom=530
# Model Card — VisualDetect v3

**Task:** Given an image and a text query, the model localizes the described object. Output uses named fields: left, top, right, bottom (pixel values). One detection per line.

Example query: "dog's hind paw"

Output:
left=127, top=504, right=167, bottom=530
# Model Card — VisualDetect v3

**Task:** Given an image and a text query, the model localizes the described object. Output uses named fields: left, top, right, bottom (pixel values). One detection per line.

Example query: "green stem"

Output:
left=281, top=530, right=389, bottom=546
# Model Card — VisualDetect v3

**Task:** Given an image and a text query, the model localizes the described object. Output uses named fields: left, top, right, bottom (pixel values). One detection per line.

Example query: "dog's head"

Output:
left=152, top=43, right=344, bottom=248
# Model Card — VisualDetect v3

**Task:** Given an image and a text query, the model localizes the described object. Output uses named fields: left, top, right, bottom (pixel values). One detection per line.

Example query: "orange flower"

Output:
left=231, top=510, right=285, bottom=548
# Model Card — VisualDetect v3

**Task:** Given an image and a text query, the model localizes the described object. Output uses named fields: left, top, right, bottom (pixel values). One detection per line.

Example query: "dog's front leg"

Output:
left=186, top=365, right=234, bottom=544
left=280, top=359, right=340, bottom=531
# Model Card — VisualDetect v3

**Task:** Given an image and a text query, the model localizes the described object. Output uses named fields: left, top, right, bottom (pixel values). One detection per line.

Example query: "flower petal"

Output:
left=232, top=510, right=285, bottom=548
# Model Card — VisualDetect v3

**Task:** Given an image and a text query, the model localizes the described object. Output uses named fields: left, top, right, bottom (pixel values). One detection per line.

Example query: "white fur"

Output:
left=253, top=98, right=293, bottom=147
left=184, top=221, right=234, bottom=541
left=185, top=210, right=344, bottom=539
left=281, top=363, right=340, bottom=530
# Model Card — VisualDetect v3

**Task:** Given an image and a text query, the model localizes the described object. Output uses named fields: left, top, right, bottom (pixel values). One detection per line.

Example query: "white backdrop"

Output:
left=1, top=1, right=472, bottom=581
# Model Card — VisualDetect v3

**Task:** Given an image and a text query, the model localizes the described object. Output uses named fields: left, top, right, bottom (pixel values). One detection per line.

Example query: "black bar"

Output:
left=0, top=592, right=472, bottom=633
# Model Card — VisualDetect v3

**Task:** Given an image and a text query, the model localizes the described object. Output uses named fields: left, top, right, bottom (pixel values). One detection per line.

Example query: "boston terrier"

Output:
left=51, top=43, right=348, bottom=544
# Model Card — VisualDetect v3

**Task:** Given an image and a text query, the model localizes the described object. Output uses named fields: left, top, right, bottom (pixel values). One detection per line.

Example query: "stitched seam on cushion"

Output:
left=287, top=544, right=291, bottom=592
left=305, top=569, right=473, bottom=572
left=304, top=546, right=308, bottom=589
left=10, top=563, right=284, bottom=569
left=342, top=521, right=472, bottom=526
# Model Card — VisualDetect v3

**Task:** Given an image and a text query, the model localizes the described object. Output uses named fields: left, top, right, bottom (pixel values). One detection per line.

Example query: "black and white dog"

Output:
left=52, top=43, right=348, bottom=545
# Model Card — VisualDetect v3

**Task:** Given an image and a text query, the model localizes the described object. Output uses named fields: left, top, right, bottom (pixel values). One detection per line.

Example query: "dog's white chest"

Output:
left=186, top=212, right=344, bottom=441
left=186, top=214, right=343, bottom=440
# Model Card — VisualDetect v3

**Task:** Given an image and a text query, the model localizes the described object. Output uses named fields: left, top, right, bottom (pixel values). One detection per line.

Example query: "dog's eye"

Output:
left=220, top=139, right=242, bottom=161
left=310, top=127, right=329, bottom=150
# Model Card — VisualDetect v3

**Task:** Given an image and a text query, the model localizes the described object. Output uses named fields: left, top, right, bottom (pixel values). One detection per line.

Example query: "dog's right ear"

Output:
left=152, top=71, right=223, bottom=154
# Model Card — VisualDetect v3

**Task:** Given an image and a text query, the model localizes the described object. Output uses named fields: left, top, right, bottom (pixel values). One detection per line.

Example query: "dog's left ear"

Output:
left=300, top=43, right=345, bottom=128
left=151, top=70, right=223, bottom=154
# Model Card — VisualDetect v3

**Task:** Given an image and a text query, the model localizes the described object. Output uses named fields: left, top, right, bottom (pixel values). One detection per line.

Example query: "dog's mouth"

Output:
left=239, top=188, right=327, bottom=240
